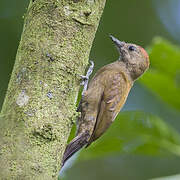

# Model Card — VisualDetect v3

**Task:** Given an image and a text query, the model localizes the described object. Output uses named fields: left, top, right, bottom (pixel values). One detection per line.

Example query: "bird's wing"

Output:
left=87, top=71, right=131, bottom=146
left=62, top=81, right=104, bottom=167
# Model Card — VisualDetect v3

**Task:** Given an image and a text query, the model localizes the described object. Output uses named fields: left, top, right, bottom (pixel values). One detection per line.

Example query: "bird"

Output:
left=62, top=35, right=150, bottom=167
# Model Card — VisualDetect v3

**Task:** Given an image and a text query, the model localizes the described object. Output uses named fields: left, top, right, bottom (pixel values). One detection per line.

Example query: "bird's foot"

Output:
left=80, top=60, right=94, bottom=95
left=80, top=75, right=89, bottom=86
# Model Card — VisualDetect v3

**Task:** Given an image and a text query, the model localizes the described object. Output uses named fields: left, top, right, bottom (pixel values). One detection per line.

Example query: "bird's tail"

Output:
left=62, top=132, right=90, bottom=167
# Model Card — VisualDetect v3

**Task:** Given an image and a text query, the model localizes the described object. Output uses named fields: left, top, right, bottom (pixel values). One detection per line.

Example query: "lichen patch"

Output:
left=16, top=90, right=30, bottom=107
left=64, top=6, right=72, bottom=16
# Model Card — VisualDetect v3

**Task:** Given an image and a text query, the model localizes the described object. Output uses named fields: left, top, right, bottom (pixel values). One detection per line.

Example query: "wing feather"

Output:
left=87, top=71, right=131, bottom=145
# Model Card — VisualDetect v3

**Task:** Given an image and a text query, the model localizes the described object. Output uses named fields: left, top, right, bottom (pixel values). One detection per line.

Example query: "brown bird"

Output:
left=62, top=35, right=149, bottom=166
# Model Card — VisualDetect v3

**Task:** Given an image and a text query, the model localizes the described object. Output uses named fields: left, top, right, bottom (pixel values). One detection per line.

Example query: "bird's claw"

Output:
left=80, top=75, right=89, bottom=81
left=80, top=60, right=94, bottom=95
left=79, top=75, right=88, bottom=86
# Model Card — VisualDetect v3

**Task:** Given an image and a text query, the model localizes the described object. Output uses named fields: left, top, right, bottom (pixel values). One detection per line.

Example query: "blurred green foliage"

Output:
left=79, top=111, right=180, bottom=161
left=140, top=38, right=180, bottom=110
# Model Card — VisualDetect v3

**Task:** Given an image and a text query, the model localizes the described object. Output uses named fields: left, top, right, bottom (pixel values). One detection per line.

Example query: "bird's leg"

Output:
left=80, top=60, right=94, bottom=95
left=77, top=61, right=94, bottom=112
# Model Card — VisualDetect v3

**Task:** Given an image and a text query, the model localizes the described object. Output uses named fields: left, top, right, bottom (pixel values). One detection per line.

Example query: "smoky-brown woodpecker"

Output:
left=62, top=35, right=149, bottom=166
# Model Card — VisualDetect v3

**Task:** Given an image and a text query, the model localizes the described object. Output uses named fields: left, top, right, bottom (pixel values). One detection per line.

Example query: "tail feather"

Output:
left=62, top=132, right=89, bottom=167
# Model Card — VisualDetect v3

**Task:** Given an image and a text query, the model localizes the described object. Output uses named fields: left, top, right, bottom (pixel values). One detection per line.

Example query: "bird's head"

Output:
left=110, top=35, right=150, bottom=80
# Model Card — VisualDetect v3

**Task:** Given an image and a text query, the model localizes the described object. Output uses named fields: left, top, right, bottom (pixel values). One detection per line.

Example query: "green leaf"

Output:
left=139, top=37, right=180, bottom=110
left=139, top=70, right=180, bottom=109
left=78, top=111, right=180, bottom=161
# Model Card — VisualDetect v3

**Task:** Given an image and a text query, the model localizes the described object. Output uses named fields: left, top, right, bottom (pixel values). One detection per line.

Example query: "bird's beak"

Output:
left=109, top=35, right=125, bottom=49
left=109, top=35, right=125, bottom=61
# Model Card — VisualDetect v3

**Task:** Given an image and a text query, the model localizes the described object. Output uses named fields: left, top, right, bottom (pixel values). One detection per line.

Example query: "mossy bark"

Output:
left=0, top=0, right=106, bottom=179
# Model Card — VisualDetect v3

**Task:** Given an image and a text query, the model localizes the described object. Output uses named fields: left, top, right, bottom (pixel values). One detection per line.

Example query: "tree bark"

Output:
left=0, top=0, right=106, bottom=179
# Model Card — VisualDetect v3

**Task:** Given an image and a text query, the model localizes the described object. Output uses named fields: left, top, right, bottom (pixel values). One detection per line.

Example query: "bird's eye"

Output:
left=128, top=46, right=136, bottom=51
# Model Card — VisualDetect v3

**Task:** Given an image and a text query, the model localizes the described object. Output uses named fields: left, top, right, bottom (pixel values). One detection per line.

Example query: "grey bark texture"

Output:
left=0, top=0, right=106, bottom=179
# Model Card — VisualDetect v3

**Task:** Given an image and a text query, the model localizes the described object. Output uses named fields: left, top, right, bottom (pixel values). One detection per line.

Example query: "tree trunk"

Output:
left=0, top=0, right=106, bottom=179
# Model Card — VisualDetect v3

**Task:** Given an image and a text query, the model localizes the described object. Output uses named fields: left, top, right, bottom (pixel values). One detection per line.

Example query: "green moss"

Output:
left=0, top=0, right=106, bottom=179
